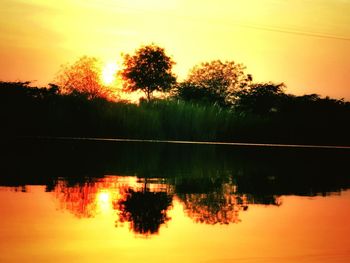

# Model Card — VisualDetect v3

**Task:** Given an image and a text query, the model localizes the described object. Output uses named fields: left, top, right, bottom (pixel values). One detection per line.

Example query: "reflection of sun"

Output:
left=98, top=191, right=110, bottom=203
left=96, top=190, right=113, bottom=214
left=101, top=62, right=119, bottom=85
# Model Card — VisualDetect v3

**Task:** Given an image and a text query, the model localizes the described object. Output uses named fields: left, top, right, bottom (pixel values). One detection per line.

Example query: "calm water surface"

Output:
left=0, top=139, right=349, bottom=263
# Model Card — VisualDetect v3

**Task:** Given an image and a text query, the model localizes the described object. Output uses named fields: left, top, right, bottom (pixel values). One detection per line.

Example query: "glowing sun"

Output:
left=101, top=62, right=119, bottom=85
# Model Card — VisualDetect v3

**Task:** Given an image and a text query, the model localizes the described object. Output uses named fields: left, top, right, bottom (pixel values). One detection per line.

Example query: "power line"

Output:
left=232, top=22, right=350, bottom=41
left=113, top=3, right=350, bottom=41
left=104, top=2, right=350, bottom=42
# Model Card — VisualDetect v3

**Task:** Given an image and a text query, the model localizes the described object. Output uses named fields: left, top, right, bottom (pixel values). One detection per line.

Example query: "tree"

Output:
left=55, top=56, right=111, bottom=99
left=120, top=44, right=177, bottom=101
left=177, top=60, right=252, bottom=106
left=175, top=82, right=225, bottom=106
left=233, top=82, right=286, bottom=114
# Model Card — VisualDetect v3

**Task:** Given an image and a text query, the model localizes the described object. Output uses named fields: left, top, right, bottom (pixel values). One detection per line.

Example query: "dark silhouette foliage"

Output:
left=1, top=77, right=350, bottom=145
left=54, top=56, right=112, bottom=99
left=234, top=82, right=286, bottom=114
left=176, top=60, right=252, bottom=106
left=121, top=44, right=176, bottom=101
left=176, top=82, right=226, bottom=106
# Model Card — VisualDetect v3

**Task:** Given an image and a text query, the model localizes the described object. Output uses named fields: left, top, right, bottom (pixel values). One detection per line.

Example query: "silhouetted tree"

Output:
left=176, top=60, right=252, bottom=106
left=234, top=82, right=286, bottom=114
left=0, top=81, right=59, bottom=99
left=54, top=56, right=111, bottom=99
left=120, top=44, right=176, bottom=101
left=175, top=82, right=225, bottom=106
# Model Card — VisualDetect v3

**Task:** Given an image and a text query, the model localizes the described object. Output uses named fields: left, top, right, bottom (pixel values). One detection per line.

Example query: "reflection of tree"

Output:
left=178, top=183, right=247, bottom=224
left=52, top=175, right=281, bottom=230
left=115, top=187, right=173, bottom=235
left=177, top=180, right=282, bottom=225
left=181, top=192, right=283, bottom=225
left=54, top=180, right=98, bottom=218
left=53, top=176, right=173, bottom=236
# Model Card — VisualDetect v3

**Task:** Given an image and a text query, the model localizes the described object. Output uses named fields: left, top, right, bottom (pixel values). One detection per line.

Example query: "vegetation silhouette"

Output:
left=54, top=56, right=114, bottom=100
left=2, top=42, right=350, bottom=145
left=233, top=82, right=286, bottom=114
left=176, top=60, right=252, bottom=106
left=121, top=44, right=176, bottom=101
left=1, top=80, right=350, bottom=145
left=1, top=43, right=350, bottom=237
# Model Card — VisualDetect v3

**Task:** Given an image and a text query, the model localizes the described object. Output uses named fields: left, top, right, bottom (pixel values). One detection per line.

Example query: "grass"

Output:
left=1, top=81, right=350, bottom=145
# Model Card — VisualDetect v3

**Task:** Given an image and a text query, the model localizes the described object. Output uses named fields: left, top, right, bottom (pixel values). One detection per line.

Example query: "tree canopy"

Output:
left=120, top=44, right=177, bottom=101
left=54, top=56, right=112, bottom=99
left=177, top=60, right=252, bottom=106
left=233, top=82, right=286, bottom=114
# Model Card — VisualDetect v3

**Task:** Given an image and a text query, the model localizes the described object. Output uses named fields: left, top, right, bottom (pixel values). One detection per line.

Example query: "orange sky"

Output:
left=1, top=0, right=350, bottom=99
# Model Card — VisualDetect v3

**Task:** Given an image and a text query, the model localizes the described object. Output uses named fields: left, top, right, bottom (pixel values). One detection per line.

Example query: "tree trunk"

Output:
left=146, top=89, right=151, bottom=102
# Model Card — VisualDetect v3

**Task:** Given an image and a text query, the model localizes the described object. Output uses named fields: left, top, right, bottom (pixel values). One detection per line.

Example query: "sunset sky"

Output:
left=1, top=0, right=349, bottom=99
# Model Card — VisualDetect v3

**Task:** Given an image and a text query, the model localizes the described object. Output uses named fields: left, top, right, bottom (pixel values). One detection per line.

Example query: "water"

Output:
left=0, top=138, right=350, bottom=262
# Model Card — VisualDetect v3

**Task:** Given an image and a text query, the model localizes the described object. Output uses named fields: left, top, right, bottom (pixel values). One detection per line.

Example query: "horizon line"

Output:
left=18, top=136, right=350, bottom=150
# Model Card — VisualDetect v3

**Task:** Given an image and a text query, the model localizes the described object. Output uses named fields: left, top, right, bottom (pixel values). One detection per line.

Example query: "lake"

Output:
left=0, top=138, right=350, bottom=263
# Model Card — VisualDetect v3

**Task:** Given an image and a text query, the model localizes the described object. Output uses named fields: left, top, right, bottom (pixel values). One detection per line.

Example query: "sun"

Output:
left=101, top=62, right=119, bottom=85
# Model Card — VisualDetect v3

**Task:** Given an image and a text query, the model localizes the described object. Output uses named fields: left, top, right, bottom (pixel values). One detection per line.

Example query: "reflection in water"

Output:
left=1, top=140, right=350, bottom=262
left=51, top=175, right=282, bottom=235
left=115, top=187, right=173, bottom=235
left=179, top=192, right=244, bottom=224
left=1, top=139, right=350, bottom=237
left=53, top=176, right=174, bottom=235
left=0, top=186, right=27, bottom=192
left=179, top=183, right=248, bottom=225
left=1, top=184, right=350, bottom=263
left=55, top=180, right=99, bottom=218
left=114, top=178, right=174, bottom=235
left=178, top=182, right=281, bottom=225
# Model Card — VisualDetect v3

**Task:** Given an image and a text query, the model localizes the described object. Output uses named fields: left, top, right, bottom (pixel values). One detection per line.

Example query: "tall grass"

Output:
left=1, top=81, right=350, bottom=145
left=90, top=99, right=269, bottom=142
left=0, top=82, right=265, bottom=142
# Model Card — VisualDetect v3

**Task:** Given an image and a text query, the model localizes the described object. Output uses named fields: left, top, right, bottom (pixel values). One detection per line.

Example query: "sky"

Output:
left=1, top=0, right=350, bottom=99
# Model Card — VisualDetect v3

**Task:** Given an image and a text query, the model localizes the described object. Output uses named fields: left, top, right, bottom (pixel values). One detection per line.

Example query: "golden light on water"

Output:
left=96, top=190, right=113, bottom=214
left=1, top=182, right=350, bottom=262
left=97, top=191, right=110, bottom=203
